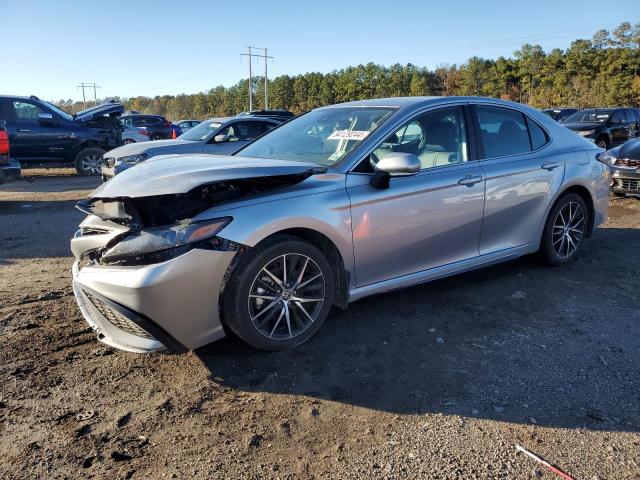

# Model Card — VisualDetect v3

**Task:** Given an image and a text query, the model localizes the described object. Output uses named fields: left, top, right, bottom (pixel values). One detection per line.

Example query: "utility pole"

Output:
left=241, top=47, right=273, bottom=111
left=77, top=82, right=101, bottom=108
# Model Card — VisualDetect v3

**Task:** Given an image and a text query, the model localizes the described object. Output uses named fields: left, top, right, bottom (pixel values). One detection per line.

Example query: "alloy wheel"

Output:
left=81, top=154, right=102, bottom=175
left=248, top=253, right=325, bottom=340
left=552, top=201, right=585, bottom=259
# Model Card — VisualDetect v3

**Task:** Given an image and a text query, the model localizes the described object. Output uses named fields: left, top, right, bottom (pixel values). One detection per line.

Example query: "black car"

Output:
left=120, top=114, right=177, bottom=140
left=0, top=95, right=124, bottom=175
left=237, top=109, right=295, bottom=122
left=563, top=108, right=640, bottom=149
left=541, top=108, right=578, bottom=123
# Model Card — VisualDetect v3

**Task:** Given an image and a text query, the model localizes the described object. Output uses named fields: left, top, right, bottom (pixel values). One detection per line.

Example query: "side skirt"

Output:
left=348, top=243, right=537, bottom=303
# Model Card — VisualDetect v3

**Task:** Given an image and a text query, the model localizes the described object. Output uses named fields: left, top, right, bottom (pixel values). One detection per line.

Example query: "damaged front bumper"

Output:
left=611, top=167, right=640, bottom=197
left=72, top=248, right=236, bottom=353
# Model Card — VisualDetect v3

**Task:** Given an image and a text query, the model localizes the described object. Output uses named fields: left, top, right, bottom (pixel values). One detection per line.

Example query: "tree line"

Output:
left=56, top=22, right=640, bottom=120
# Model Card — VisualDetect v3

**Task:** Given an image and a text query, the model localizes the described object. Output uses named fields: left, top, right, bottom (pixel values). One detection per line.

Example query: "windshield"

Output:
left=565, top=109, right=613, bottom=124
left=178, top=119, right=222, bottom=141
left=44, top=101, right=73, bottom=121
left=235, top=107, right=395, bottom=165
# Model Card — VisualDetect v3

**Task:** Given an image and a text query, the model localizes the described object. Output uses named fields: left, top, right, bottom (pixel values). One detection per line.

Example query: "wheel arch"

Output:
left=548, top=183, right=596, bottom=238
left=251, top=227, right=350, bottom=310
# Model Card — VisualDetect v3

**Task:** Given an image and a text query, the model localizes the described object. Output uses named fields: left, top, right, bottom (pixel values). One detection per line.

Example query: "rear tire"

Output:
left=222, top=235, right=335, bottom=351
left=74, top=148, right=105, bottom=176
left=540, top=193, right=589, bottom=266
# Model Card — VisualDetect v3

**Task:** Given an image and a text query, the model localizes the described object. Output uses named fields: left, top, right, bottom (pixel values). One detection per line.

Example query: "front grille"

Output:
left=616, top=178, right=640, bottom=191
left=83, top=290, right=155, bottom=339
left=616, top=158, right=640, bottom=168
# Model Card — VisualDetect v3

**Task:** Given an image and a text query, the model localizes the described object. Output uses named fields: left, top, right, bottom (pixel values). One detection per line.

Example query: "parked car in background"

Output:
left=0, top=95, right=124, bottom=175
left=238, top=109, right=295, bottom=122
left=175, top=119, right=201, bottom=132
left=101, top=116, right=282, bottom=180
left=120, top=114, right=177, bottom=140
left=599, top=138, right=640, bottom=197
left=73, top=97, right=609, bottom=354
left=541, top=108, right=578, bottom=123
left=121, top=123, right=150, bottom=144
left=563, top=108, right=640, bottom=149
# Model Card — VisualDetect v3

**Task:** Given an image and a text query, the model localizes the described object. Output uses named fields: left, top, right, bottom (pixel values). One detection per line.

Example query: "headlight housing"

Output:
left=578, top=130, right=595, bottom=137
left=100, top=217, right=231, bottom=265
left=596, top=150, right=617, bottom=166
left=119, top=153, right=148, bottom=164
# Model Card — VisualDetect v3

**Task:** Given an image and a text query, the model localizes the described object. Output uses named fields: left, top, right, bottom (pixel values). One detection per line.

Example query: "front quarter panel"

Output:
left=192, top=173, right=356, bottom=287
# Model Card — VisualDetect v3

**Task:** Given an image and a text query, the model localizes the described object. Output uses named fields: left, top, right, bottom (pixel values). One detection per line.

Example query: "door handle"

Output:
left=18, top=129, right=31, bottom=132
left=541, top=161, right=561, bottom=170
left=458, top=174, right=484, bottom=186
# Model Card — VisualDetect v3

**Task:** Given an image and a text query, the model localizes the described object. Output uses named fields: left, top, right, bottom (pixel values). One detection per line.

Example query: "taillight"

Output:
left=0, top=129, right=9, bottom=155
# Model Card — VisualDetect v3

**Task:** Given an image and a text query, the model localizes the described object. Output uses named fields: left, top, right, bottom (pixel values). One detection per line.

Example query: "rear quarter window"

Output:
left=525, top=117, right=549, bottom=150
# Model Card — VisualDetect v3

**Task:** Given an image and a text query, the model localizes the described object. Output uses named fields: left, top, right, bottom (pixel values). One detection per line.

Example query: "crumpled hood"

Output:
left=74, top=101, right=124, bottom=122
left=563, top=122, right=601, bottom=132
left=91, top=155, right=322, bottom=198
left=617, top=138, right=640, bottom=160
left=104, top=139, right=202, bottom=159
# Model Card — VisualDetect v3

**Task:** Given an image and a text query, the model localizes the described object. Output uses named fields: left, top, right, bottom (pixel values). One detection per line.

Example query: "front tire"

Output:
left=74, top=147, right=105, bottom=176
left=540, top=193, right=589, bottom=266
left=222, top=236, right=335, bottom=351
left=596, top=136, right=609, bottom=149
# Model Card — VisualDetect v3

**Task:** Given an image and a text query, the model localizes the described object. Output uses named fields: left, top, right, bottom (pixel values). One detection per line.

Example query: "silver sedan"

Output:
left=71, top=97, right=609, bottom=353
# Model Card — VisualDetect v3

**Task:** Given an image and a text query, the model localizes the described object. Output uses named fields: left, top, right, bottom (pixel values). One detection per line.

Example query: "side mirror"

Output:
left=214, top=134, right=228, bottom=143
left=37, top=112, right=55, bottom=126
left=370, top=152, right=421, bottom=189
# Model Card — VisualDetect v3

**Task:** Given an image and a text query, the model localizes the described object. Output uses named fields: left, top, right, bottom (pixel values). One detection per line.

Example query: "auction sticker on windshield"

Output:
left=327, top=130, right=370, bottom=141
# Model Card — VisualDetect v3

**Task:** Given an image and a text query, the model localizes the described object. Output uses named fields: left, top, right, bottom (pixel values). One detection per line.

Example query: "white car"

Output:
left=121, top=123, right=150, bottom=144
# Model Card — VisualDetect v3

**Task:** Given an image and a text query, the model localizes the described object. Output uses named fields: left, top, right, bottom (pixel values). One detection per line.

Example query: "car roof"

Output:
left=320, top=96, right=535, bottom=111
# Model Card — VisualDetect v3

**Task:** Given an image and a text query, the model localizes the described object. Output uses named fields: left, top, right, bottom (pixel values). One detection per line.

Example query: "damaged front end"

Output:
left=70, top=156, right=323, bottom=352
left=73, top=173, right=312, bottom=267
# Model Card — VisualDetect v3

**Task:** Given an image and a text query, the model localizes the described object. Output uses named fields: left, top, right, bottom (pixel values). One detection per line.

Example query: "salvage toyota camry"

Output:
left=71, top=97, right=609, bottom=353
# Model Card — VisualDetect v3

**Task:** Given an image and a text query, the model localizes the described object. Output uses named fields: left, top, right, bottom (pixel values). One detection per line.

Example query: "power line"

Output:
left=76, top=82, right=101, bottom=108
left=241, top=47, right=274, bottom=110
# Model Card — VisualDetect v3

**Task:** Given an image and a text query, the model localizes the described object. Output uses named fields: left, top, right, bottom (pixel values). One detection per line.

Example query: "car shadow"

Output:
left=196, top=226, right=640, bottom=433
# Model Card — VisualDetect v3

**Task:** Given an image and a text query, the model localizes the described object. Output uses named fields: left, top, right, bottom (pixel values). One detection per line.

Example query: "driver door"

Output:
left=347, top=105, right=486, bottom=287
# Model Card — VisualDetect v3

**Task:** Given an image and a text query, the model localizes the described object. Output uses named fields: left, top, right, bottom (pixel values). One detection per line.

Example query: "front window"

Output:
left=365, top=106, right=468, bottom=171
left=178, top=120, right=222, bottom=141
left=43, top=101, right=73, bottom=121
left=12, top=101, right=42, bottom=121
left=565, top=109, right=613, bottom=124
left=235, top=107, right=395, bottom=166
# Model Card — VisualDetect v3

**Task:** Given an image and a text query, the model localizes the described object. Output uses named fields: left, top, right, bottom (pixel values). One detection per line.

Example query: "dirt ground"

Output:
left=1, top=171, right=639, bottom=479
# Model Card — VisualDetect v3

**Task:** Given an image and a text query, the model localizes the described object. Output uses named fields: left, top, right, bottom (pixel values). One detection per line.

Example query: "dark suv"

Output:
left=0, top=95, right=124, bottom=175
left=541, top=108, right=578, bottom=123
left=563, top=108, right=640, bottom=149
left=120, top=114, right=177, bottom=140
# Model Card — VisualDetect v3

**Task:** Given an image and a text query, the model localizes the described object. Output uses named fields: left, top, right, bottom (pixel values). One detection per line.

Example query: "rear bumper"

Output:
left=611, top=167, right=640, bottom=197
left=1, top=158, right=22, bottom=181
left=72, top=248, right=236, bottom=353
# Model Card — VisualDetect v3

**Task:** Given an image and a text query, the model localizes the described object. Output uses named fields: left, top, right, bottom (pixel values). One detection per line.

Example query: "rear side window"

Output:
left=476, top=106, right=530, bottom=158
left=525, top=117, right=549, bottom=150
left=610, top=110, right=625, bottom=124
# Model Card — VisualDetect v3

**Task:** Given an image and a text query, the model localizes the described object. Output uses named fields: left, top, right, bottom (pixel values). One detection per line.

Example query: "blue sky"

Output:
left=1, top=0, right=636, bottom=102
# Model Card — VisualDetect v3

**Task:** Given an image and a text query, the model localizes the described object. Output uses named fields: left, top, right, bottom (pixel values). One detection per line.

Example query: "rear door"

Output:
left=473, top=104, right=565, bottom=254
left=609, top=110, right=628, bottom=145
